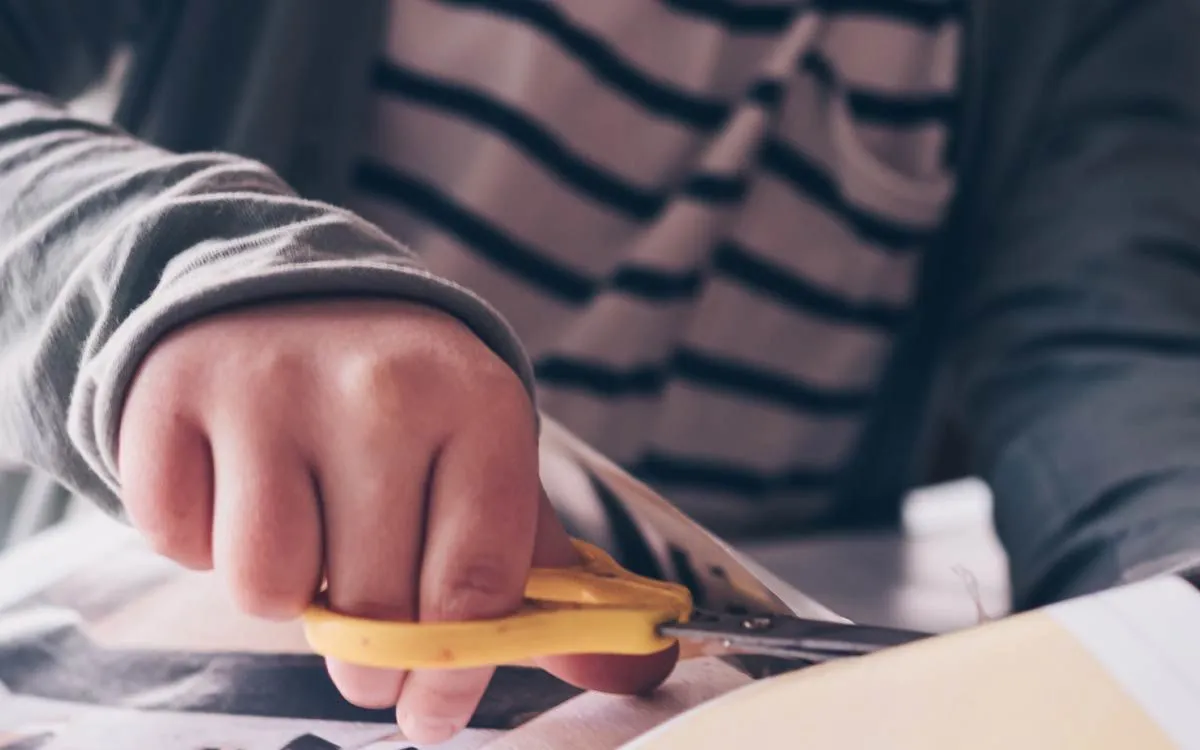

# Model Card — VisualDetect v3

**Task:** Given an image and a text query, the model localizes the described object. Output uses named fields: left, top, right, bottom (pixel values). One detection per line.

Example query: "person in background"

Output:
left=3, top=0, right=1200, bottom=743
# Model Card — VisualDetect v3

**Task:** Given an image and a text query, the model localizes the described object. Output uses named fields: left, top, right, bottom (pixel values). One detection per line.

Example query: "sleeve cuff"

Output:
left=67, top=260, right=536, bottom=513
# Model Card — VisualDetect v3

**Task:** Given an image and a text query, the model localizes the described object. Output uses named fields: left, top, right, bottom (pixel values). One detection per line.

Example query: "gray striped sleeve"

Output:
left=0, top=86, right=533, bottom=517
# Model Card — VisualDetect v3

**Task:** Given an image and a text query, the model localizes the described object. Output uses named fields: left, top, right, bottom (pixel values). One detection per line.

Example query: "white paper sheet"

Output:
left=540, top=417, right=840, bottom=621
left=0, top=425, right=837, bottom=750
left=1047, top=576, right=1200, bottom=749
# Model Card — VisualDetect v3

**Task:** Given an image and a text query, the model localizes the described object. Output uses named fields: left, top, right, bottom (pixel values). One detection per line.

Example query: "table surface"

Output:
left=740, top=478, right=1010, bottom=634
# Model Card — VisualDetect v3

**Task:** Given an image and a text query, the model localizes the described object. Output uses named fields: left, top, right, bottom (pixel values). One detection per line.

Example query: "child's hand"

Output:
left=117, top=299, right=677, bottom=743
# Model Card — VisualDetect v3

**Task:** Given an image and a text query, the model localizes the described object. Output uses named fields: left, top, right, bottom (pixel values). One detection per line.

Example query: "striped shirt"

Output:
left=346, top=0, right=963, bottom=534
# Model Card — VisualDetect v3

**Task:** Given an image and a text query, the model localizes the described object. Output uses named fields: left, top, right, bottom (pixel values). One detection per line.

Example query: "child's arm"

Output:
left=0, top=58, right=670, bottom=749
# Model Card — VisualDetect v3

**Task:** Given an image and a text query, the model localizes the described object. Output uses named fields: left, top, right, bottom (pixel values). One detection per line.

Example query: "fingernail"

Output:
left=398, top=711, right=459, bottom=745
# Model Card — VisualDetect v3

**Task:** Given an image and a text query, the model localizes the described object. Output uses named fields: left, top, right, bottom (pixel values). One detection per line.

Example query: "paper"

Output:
left=4, top=419, right=1198, bottom=749
left=1046, top=576, right=1200, bottom=749
left=540, top=417, right=841, bottom=622
left=0, top=421, right=824, bottom=749
left=480, top=658, right=751, bottom=750
left=626, top=577, right=1200, bottom=750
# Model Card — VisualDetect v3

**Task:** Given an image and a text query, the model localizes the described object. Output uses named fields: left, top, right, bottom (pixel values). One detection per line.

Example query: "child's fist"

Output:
left=117, top=299, right=675, bottom=743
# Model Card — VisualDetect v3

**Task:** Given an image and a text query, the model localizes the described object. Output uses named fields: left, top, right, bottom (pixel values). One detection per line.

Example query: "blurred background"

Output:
left=0, top=40, right=1006, bottom=636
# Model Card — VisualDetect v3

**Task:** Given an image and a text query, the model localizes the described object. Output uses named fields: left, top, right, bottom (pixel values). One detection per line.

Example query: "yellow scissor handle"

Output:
left=301, top=540, right=693, bottom=670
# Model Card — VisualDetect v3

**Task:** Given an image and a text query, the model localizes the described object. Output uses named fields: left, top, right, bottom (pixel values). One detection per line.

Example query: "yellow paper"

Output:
left=625, top=609, right=1176, bottom=750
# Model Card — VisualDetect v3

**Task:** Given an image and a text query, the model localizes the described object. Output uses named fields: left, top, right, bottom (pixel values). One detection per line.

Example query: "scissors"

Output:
left=301, top=539, right=929, bottom=670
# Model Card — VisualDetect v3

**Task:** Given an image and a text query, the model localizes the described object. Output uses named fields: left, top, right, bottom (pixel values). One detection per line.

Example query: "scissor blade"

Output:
left=659, top=610, right=930, bottom=663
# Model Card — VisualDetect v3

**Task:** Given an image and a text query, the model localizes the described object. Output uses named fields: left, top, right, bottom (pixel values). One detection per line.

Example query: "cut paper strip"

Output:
left=541, top=416, right=842, bottom=621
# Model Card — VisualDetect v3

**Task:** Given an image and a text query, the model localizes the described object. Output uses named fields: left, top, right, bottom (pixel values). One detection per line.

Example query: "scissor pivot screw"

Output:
left=741, top=615, right=774, bottom=631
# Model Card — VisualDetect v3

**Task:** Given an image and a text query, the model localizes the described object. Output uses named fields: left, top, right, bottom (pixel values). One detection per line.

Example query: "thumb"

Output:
left=531, top=489, right=680, bottom=694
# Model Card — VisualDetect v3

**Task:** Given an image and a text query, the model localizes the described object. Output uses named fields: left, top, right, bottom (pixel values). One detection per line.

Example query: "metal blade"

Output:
left=659, top=610, right=930, bottom=663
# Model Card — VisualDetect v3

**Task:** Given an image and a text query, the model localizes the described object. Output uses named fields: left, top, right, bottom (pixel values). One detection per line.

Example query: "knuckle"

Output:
left=472, top=367, right=535, bottom=432
left=336, top=352, right=416, bottom=414
left=427, top=557, right=522, bottom=622
left=137, top=331, right=195, bottom=381
left=222, top=542, right=314, bottom=621
left=126, top=351, right=192, bottom=417
left=131, top=324, right=221, bottom=403
left=130, top=503, right=211, bottom=570
left=155, top=538, right=211, bottom=570
left=327, top=593, right=413, bottom=622
left=242, top=347, right=304, bottom=390
left=227, top=567, right=311, bottom=621
left=141, top=522, right=201, bottom=564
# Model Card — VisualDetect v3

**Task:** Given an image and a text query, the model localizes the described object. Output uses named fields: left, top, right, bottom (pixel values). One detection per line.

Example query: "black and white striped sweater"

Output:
left=348, top=0, right=963, bottom=531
